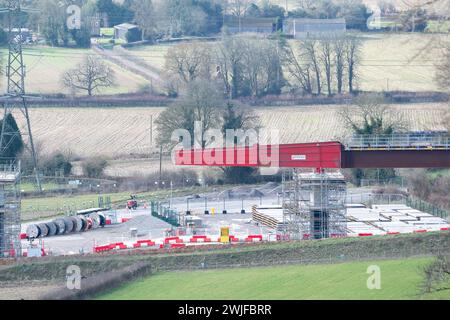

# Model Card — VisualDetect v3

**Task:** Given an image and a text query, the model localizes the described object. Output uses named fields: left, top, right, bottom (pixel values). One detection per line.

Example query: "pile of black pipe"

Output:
left=26, top=212, right=106, bottom=239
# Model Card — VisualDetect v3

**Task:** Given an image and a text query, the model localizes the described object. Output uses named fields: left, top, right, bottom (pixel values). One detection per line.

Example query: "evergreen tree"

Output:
left=0, top=113, right=24, bottom=159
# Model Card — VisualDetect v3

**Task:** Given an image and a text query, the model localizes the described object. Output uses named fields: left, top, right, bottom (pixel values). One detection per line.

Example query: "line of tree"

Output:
left=3, top=0, right=376, bottom=48
left=284, top=33, right=361, bottom=95
left=164, top=32, right=362, bottom=98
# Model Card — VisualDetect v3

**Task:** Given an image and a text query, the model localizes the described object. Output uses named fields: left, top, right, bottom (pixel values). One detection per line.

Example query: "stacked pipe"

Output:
left=26, top=213, right=106, bottom=239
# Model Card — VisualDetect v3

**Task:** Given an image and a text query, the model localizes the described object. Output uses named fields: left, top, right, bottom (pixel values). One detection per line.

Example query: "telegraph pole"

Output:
left=0, top=0, right=41, bottom=191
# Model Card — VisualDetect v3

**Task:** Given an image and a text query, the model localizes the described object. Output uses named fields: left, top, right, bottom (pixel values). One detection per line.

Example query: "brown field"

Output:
left=12, top=102, right=448, bottom=177
left=272, top=0, right=435, bottom=10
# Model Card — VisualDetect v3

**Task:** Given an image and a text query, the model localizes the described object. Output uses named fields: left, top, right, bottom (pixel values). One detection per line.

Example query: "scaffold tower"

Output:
left=282, top=169, right=347, bottom=240
left=0, top=160, right=21, bottom=258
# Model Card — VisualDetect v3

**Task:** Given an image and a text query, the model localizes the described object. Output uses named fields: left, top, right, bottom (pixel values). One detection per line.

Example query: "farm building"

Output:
left=283, top=18, right=346, bottom=38
left=114, top=23, right=142, bottom=43
left=223, top=16, right=279, bottom=34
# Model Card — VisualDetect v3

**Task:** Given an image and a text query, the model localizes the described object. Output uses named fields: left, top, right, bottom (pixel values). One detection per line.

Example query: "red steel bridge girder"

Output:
left=175, top=142, right=450, bottom=169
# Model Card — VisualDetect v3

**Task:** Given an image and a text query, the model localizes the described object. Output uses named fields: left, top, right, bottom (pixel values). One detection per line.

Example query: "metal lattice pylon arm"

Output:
left=0, top=0, right=41, bottom=192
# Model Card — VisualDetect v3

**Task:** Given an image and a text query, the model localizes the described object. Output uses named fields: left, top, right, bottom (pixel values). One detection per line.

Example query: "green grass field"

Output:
left=0, top=46, right=147, bottom=95
left=97, top=257, right=449, bottom=300
left=127, top=43, right=174, bottom=70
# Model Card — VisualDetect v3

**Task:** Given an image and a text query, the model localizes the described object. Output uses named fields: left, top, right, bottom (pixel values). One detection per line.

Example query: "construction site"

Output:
left=0, top=0, right=449, bottom=303
left=3, top=133, right=449, bottom=257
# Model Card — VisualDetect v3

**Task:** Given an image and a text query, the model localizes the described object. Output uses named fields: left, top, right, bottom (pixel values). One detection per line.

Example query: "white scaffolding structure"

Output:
left=0, top=160, right=21, bottom=258
left=282, top=169, right=347, bottom=240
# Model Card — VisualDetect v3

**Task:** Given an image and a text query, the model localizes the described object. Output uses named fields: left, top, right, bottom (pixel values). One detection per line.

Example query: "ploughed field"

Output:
left=15, top=103, right=447, bottom=161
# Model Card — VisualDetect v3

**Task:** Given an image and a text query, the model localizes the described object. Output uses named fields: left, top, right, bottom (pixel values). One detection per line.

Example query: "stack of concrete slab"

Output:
left=370, top=204, right=449, bottom=233
left=252, top=205, right=286, bottom=230
left=347, top=208, right=390, bottom=222
left=346, top=221, right=385, bottom=235
left=251, top=203, right=449, bottom=236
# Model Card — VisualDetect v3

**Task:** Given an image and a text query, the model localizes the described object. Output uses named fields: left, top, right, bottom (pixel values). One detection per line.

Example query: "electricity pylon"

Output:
left=0, top=0, right=41, bottom=191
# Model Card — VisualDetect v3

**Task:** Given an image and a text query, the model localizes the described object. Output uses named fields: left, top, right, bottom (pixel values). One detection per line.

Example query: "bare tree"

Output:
left=62, top=55, right=115, bottom=96
left=215, top=35, right=246, bottom=99
left=333, top=35, right=347, bottom=94
left=436, top=48, right=450, bottom=90
left=165, top=42, right=213, bottom=85
left=240, top=38, right=283, bottom=97
left=340, top=94, right=407, bottom=185
left=320, top=37, right=334, bottom=96
left=155, top=79, right=224, bottom=148
left=302, top=39, right=322, bottom=95
left=421, top=255, right=450, bottom=294
left=298, top=0, right=315, bottom=10
left=283, top=43, right=313, bottom=94
left=132, top=0, right=157, bottom=41
left=339, top=94, right=407, bottom=135
left=435, top=47, right=450, bottom=133
left=227, top=0, right=252, bottom=17
left=344, top=34, right=362, bottom=94
left=443, top=110, right=450, bottom=132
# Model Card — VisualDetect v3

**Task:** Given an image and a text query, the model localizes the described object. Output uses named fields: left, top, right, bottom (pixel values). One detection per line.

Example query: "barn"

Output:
left=114, top=23, right=142, bottom=43
left=283, top=18, right=347, bottom=38
left=223, top=16, right=279, bottom=34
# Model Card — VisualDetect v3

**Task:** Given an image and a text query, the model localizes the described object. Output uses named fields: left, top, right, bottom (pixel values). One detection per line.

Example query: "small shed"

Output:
left=114, top=23, right=142, bottom=43
left=283, top=18, right=346, bottom=38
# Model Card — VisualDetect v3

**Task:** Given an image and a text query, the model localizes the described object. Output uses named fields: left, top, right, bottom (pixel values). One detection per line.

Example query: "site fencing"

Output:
left=406, top=197, right=449, bottom=219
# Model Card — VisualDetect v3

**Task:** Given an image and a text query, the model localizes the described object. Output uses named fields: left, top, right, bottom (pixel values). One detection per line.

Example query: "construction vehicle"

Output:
left=127, top=195, right=138, bottom=210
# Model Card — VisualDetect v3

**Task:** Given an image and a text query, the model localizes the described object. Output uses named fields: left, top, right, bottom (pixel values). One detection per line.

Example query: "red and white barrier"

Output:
left=358, top=233, right=374, bottom=237
left=245, top=235, right=263, bottom=242
left=190, top=235, right=212, bottom=243
left=164, top=236, right=183, bottom=244
left=136, top=239, right=156, bottom=247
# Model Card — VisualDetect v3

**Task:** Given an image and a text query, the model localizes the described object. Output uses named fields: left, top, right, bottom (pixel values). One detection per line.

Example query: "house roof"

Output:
left=114, top=23, right=139, bottom=30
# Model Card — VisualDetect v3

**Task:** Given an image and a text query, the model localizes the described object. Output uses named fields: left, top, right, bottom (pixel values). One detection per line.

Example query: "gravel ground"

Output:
left=0, top=280, right=64, bottom=300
